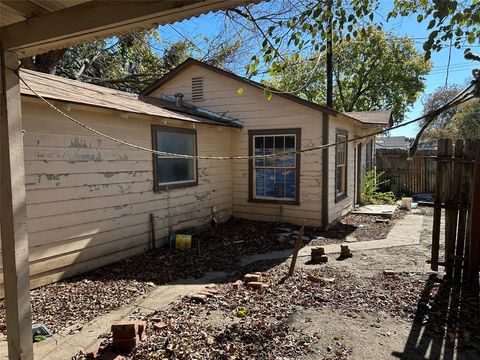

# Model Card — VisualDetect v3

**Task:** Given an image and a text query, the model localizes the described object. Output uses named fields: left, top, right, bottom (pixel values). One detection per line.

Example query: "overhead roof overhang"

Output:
left=1, top=0, right=259, bottom=57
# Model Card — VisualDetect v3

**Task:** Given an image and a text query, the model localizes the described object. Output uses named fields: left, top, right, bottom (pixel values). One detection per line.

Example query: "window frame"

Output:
left=335, top=129, right=348, bottom=202
left=248, top=128, right=301, bottom=205
left=151, top=125, right=198, bottom=192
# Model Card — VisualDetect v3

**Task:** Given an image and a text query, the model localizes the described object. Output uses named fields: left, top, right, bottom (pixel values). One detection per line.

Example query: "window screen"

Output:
left=153, top=126, right=197, bottom=189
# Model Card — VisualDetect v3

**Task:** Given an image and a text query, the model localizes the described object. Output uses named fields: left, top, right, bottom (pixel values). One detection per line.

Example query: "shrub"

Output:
left=361, top=169, right=396, bottom=205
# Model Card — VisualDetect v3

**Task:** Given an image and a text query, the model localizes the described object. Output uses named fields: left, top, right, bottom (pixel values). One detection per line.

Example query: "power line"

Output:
left=17, top=71, right=477, bottom=161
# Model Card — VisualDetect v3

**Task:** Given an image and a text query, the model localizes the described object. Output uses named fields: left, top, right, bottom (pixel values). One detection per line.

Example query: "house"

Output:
left=376, top=136, right=437, bottom=151
left=376, top=136, right=412, bottom=150
left=2, top=59, right=390, bottom=297
left=0, top=2, right=260, bottom=357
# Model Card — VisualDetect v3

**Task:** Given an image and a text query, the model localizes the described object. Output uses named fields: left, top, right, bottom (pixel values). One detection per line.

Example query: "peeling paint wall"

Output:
left=153, top=65, right=325, bottom=227
left=0, top=99, right=232, bottom=295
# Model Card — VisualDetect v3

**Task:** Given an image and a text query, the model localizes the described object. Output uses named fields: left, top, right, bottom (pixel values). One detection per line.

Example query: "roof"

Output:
left=19, top=69, right=242, bottom=128
left=1, top=1, right=259, bottom=57
left=141, top=58, right=392, bottom=127
left=376, top=136, right=411, bottom=149
left=344, top=110, right=393, bottom=127
left=141, top=58, right=338, bottom=116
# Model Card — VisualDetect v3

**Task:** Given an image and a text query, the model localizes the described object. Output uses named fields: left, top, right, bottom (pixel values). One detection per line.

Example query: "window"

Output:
left=191, top=77, right=204, bottom=102
left=249, top=129, right=301, bottom=204
left=152, top=125, right=197, bottom=191
left=335, top=131, right=348, bottom=200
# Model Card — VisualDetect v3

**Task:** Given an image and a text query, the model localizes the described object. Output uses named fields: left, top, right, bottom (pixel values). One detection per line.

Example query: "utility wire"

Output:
left=17, top=72, right=477, bottom=161
left=445, top=38, right=453, bottom=88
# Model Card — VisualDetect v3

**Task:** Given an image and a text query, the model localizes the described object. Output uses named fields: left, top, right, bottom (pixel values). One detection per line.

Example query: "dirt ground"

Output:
left=75, top=210, right=480, bottom=360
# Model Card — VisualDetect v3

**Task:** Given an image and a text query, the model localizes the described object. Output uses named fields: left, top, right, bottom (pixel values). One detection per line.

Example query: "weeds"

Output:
left=361, top=169, right=396, bottom=205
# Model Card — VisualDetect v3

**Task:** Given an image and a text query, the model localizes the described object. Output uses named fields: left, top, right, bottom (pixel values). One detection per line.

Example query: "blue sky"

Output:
left=157, top=1, right=478, bottom=137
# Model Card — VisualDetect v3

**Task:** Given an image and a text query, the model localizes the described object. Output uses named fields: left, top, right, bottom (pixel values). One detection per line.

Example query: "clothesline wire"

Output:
left=17, top=71, right=477, bottom=161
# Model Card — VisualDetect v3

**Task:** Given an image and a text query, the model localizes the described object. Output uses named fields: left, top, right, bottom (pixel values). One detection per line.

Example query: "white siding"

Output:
left=0, top=98, right=232, bottom=294
left=152, top=66, right=327, bottom=227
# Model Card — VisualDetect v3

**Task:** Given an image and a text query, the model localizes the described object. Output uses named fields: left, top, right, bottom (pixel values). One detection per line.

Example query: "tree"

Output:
left=389, top=0, right=480, bottom=60
left=229, top=0, right=479, bottom=76
left=21, top=29, right=243, bottom=93
left=452, top=99, right=480, bottom=140
left=267, top=27, right=431, bottom=124
left=421, top=85, right=480, bottom=141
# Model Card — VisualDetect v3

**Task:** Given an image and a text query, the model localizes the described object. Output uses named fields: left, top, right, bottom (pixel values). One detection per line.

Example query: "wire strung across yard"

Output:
left=17, top=71, right=479, bottom=161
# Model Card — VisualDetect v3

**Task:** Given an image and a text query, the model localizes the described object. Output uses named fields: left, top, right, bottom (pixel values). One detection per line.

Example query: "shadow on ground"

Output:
left=393, top=274, right=480, bottom=360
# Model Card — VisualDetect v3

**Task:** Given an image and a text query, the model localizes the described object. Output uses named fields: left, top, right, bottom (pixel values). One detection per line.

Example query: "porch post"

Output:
left=0, top=47, right=34, bottom=360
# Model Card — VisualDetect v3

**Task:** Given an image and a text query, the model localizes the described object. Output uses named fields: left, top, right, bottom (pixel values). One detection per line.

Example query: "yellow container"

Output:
left=175, top=234, right=192, bottom=250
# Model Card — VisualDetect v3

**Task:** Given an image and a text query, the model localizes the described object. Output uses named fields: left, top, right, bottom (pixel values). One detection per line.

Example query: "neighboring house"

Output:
left=376, top=136, right=437, bottom=151
left=3, top=59, right=390, bottom=294
left=376, top=136, right=412, bottom=150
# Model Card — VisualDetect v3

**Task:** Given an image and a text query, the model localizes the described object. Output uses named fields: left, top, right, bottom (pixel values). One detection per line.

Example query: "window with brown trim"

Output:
left=152, top=125, right=197, bottom=191
left=248, top=129, right=301, bottom=204
left=335, top=131, right=348, bottom=201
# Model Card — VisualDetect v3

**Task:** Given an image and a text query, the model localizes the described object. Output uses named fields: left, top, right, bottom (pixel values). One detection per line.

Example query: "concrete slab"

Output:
left=350, top=204, right=398, bottom=217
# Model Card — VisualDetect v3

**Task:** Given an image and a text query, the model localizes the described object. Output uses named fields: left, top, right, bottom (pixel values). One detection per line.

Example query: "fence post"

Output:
left=450, top=140, right=464, bottom=282
left=431, top=139, right=447, bottom=271
left=443, top=140, right=455, bottom=279
left=467, top=142, right=480, bottom=283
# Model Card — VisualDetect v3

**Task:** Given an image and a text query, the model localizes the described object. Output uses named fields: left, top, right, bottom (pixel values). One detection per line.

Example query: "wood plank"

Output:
left=431, top=139, right=447, bottom=271
left=0, top=48, right=34, bottom=360
left=448, top=140, right=463, bottom=281
left=443, top=139, right=454, bottom=279
left=455, top=140, right=471, bottom=283
left=467, top=141, right=480, bottom=282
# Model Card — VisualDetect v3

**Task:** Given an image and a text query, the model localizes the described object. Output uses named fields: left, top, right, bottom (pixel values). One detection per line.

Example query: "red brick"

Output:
left=245, top=281, right=264, bottom=290
left=244, top=274, right=262, bottom=283
left=312, top=254, right=328, bottom=263
left=232, top=280, right=242, bottom=291
left=198, top=290, right=215, bottom=297
left=112, top=335, right=139, bottom=352
left=153, top=322, right=167, bottom=332
left=111, top=321, right=138, bottom=338
left=311, top=247, right=325, bottom=255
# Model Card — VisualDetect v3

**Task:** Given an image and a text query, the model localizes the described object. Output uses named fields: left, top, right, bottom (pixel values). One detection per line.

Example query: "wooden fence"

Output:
left=427, top=139, right=480, bottom=284
left=376, top=148, right=436, bottom=195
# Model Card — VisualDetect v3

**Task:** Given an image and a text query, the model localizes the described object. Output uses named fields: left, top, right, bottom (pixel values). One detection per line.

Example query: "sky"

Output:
left=156, top=1, right=478, bottom=138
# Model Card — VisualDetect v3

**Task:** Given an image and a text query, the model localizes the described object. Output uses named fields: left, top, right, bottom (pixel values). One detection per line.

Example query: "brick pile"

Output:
left=231, top=272, right=267, bottom=291
left=189, top=284, right=219, bottom=303
left=311, top=247, right=328, bottom=263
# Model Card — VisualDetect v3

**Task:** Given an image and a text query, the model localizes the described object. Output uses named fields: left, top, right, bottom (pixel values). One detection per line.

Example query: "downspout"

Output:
left=321, top=0, right=333, bottom=229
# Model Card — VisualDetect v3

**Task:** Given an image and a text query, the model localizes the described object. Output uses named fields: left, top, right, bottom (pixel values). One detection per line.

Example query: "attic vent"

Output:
left=191, top=77, right=204, bottom=102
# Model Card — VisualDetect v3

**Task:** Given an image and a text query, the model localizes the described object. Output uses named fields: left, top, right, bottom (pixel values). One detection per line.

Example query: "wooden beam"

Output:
left=2, top=1, right=50, bottom=18
left=1, top=0, right=258, bottom=57
left=0, top=48, right=34, bottom=360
